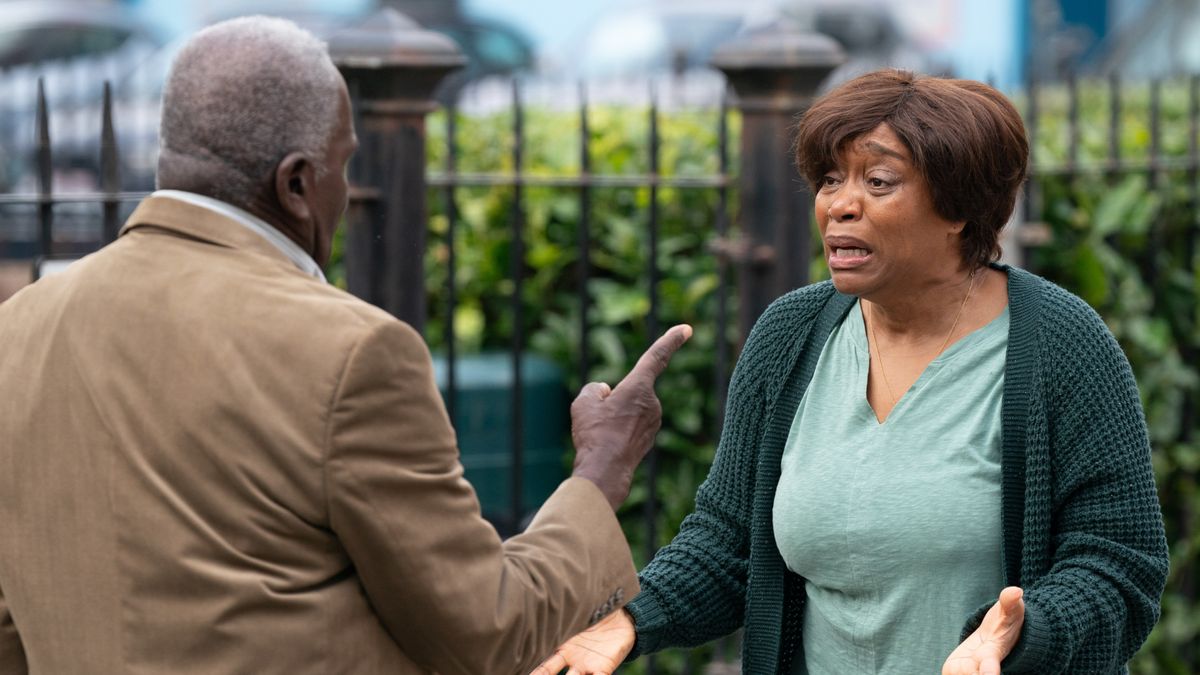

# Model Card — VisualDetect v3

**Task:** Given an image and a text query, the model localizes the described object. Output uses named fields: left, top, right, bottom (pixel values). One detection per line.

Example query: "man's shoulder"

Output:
left=286, top=278, right=397, bottom=331
left=118, top=232, right=414, bottom=362
left=251, top=273, right=423, bottom=360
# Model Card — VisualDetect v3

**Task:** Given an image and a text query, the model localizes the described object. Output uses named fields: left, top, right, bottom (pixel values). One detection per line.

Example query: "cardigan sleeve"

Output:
left=965, top=295, right=1169, bottom=673
left=624, top=295, right=806, bottom=657
left=623, top=349, right=765, bottom=657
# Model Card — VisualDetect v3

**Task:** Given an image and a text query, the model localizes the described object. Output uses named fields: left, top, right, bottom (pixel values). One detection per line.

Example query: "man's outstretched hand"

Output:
left=570, top=325, right=692, bottom=510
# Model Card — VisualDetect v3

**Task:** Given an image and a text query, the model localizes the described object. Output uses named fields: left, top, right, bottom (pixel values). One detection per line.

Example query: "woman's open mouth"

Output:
left=828, top=246, right=872, bottom=269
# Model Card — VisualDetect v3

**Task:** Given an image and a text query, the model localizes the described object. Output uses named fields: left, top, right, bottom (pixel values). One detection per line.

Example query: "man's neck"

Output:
left=152, top=190, right=326, bottom=282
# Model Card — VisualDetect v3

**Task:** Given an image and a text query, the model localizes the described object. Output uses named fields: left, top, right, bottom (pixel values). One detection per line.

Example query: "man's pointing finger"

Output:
left=623, top=324, right=692, bottom=385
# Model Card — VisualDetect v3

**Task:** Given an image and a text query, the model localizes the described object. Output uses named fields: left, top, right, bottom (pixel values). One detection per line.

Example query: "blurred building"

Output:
left=1021, top=0, right=1200, bottom=80
left=1092, top=0, right=1200, bottom=78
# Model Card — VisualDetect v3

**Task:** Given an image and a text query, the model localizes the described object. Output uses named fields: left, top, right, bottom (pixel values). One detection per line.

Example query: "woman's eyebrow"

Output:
left=863, top=141, right=908, bottom=160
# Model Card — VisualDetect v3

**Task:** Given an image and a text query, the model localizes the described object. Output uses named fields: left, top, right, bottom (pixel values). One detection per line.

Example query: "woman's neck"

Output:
left=861, top=266, right=979, bottom=346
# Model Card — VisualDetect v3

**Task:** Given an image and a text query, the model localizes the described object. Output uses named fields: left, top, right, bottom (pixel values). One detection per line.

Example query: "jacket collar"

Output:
left=119, top=193, right=320, bottom=278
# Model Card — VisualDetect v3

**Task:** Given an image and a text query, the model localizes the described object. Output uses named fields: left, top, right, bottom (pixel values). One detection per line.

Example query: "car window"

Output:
left=474, top=27, right=529, bottom=71
left=0, top=25, right=134, bottom=67
left=661, top=16, right=744, bottom=67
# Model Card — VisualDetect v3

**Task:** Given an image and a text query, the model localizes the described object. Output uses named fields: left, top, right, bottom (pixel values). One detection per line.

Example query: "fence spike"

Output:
left=509, top=76, right=525, bottom=535
left=101, top=80, right=120, bottom=243
left=578, top=79, right=592, bottom=389
left=36, top=77, right=52, bottom=257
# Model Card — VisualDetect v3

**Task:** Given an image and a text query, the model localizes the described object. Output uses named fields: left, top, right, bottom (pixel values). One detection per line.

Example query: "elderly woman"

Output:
left=534, top=69, right=1169, bottom=674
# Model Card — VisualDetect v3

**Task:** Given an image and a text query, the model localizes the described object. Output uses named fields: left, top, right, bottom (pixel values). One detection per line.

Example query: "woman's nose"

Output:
left=827, top=191, right=862, bottom=221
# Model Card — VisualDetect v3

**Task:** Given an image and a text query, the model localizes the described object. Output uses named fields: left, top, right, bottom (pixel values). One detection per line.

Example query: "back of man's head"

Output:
left=157, top=16, right=342, bottom=210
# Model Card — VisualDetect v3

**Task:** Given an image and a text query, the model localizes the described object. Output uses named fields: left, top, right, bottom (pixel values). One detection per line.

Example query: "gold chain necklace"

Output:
left=867, top=269, right=979, bottom=408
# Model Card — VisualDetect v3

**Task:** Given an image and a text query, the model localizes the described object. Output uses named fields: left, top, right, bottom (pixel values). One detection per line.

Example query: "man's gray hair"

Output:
left=157, top=16, right=343, bottom=208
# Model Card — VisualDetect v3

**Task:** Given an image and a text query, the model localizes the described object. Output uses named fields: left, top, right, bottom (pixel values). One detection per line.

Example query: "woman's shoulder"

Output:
left=1006, top=266, right=1113, bottom=339
left=742, top=281, right=843, bottom=354
left=755, top=280, right=841, bottom=329
left=732, top=281, right=845, bottom=383
left=1004, top=265, right=1133, bottom=382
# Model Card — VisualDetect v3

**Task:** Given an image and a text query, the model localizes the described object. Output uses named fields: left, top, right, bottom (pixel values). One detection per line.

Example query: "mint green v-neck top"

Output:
left=773, top=300, right=1010, bottom=673
left=628, top=271, right=1168, bottom=674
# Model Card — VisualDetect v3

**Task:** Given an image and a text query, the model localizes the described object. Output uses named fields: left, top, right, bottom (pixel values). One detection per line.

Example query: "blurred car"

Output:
left=431, top=16, right=534, bottom=84
left=0, top=0, right=164, bottom=69
left=0, top=5, right=535, bottom=197
left=550, top=0, right=940, bottom=86
left=781, top=1, right=948, bottom=88
left=0, top=1, right=165, bottom=186
left=559, top=0, right=779, bottom=79
left=94, top=9, right=533, bottom=189
left=0, top=1, right=168, bottom=254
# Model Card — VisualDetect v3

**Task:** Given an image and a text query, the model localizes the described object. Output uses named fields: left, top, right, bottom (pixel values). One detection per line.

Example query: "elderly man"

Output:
left=0, top=16, right=689, bottom=675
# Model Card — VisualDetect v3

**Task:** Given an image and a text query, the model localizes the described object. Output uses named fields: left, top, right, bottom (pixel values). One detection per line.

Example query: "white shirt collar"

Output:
left=153, top=190, right=327, bottom=283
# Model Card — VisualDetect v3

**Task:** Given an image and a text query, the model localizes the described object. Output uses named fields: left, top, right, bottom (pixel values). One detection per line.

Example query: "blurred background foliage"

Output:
left=1023, top=78, right=1199, bottom=673
left=328, top=80, right=1198, bottom=671
left=420, top=104, right=740, bottom=573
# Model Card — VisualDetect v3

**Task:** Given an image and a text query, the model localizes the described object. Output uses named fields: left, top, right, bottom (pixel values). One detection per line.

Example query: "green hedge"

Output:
left=1021, top=79, right=1199, bottom=673
left=420, top=104, right=740, bottom=582
left=328, top=79, right=1198, bottom=672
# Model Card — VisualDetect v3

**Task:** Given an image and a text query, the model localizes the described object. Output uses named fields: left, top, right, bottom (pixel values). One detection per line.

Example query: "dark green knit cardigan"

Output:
left=626, top=266, right=1169, bottom=673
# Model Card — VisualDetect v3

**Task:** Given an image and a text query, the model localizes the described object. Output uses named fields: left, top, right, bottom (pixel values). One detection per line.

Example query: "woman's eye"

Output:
left=821, top=175, right=840, bottom=187
left=868, top=177, right=890, bottom=189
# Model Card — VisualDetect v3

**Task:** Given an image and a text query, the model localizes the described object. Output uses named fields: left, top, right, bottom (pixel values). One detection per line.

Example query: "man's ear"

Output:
left=274, top=151, right=314, bottom=223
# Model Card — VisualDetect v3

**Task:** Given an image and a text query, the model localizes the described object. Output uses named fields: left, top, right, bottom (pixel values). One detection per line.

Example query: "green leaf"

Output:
left=1092, top=175, right=1147, bottom=238
left=593, top=281, right=651, bottom=324
left=1071, top=245, right=1110, bottom=306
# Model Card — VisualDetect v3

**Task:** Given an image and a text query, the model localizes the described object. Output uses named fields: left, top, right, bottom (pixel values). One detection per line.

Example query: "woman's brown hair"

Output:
left=794, top=69, right=1028, bottom=268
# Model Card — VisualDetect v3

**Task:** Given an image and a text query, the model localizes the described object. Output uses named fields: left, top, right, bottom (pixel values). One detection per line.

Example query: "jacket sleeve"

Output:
left=966, top=304, right=1169, bottom=673
left=323, top=319, right=638, bottom=675
left=0, top=583, right=27, bottom=673
left=625, top=307, right=782, bottom=656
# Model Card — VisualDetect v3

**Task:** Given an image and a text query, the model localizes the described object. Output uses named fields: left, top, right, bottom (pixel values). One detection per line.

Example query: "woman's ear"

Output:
left=273, top=151, right=314, bottom=223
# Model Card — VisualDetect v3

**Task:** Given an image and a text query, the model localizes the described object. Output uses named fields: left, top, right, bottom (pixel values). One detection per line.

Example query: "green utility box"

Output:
left=431, top=353, right=568, bottom=532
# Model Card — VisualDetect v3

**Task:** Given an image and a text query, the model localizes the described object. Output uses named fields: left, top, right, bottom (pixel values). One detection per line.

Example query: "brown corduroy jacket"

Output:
left=0, top=195, right=637, bottom=674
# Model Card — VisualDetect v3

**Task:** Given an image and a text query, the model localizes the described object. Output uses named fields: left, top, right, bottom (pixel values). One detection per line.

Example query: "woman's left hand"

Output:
left=942, top=586, right=1025, bottom=675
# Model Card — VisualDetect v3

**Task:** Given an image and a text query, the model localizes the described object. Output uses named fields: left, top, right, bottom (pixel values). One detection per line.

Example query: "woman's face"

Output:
left=814, top=123, right=965, bottom=299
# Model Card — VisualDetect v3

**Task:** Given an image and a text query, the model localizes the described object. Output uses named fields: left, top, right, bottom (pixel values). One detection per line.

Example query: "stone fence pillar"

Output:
left=328, top=9, right=465, bottom=333
left=712, top=25, right=843, bottom=338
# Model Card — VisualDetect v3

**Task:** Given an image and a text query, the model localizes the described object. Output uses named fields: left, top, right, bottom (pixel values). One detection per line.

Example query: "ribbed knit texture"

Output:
left=625, top=266, right=1169, bottom=674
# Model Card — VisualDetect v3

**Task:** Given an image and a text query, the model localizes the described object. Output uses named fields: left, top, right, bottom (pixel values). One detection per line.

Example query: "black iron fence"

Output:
left=1015, top=71, right=1200, bottom=671
left=428, top=82, right=735, bottom=536
left=2, top=12, right=1198, bottom=673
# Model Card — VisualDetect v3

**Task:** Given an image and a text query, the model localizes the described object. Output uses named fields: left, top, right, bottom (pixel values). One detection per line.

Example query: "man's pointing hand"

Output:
left=570, top=325, right=692, bottom=510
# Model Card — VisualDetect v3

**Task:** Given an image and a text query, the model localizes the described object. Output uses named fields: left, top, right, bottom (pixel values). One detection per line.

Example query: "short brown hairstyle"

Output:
left=794, top=69, right=1028, bottom=268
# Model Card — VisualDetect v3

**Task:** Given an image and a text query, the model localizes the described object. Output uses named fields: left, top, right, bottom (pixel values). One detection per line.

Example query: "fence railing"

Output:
left=426, top=83, right=735, bottom=550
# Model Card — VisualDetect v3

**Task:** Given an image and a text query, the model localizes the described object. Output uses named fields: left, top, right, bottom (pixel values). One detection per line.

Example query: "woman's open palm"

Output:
left=530, top=609, right=636, bottom=675
left=943, top=586, right=1025, bottom=675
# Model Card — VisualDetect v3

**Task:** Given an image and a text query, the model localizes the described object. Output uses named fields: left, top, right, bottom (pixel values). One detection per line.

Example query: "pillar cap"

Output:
left=711, top=21, right=845, bottom=72
left=328, top=7, right=466, bottom=70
